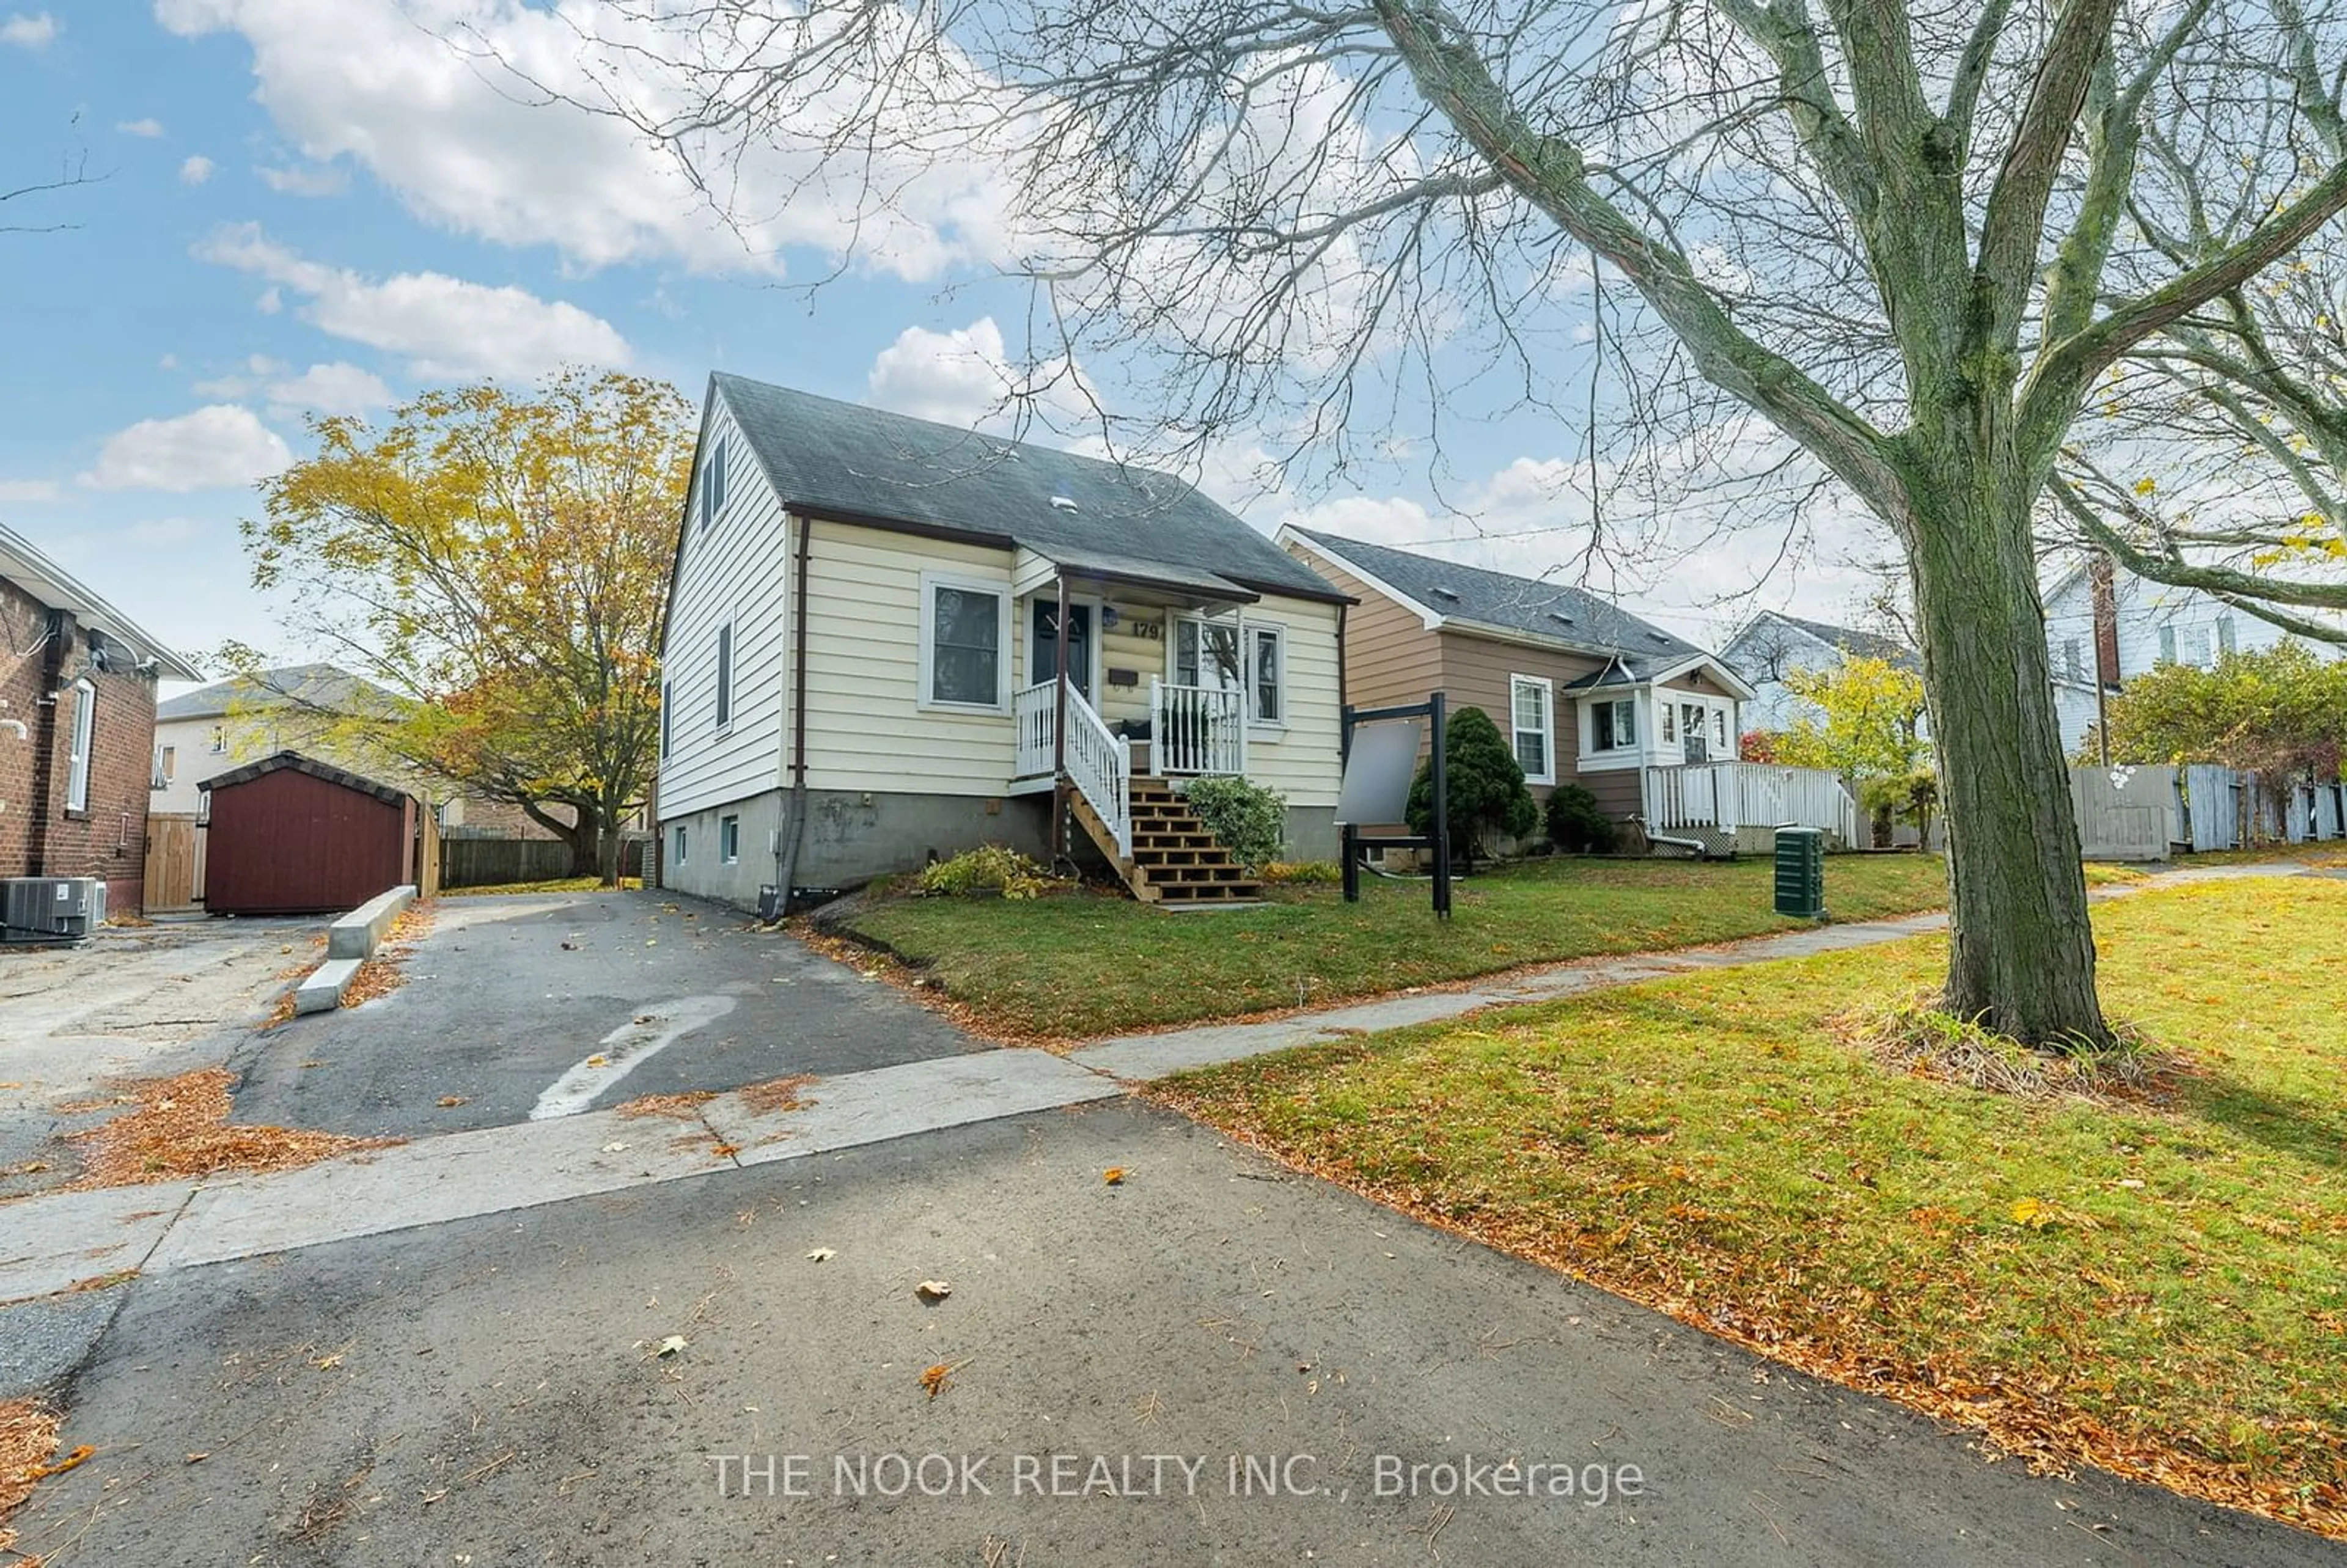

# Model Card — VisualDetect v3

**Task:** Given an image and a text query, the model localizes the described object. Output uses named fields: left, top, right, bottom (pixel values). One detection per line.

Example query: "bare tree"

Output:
left=2050, top=4, right=2347, bottom=640
left=504, top=0, right=2347, bottom=1046
left=4, top=119, right=99, bottom=236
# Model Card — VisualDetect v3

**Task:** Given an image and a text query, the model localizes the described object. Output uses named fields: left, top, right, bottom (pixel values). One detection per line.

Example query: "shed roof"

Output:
left=200, top=750, right=411, bottom=807
left=710, top=375, right=1345, bottom=604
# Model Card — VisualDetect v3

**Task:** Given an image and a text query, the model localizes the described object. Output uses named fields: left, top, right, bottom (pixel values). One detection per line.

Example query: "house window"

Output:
left=1510, top=675, right=1554, bottom=783
left=2217, top=615, right=2236, bottom=658
left=158, top=745, right=176, bottom=783
left=720, top=815, right=740, bottom=863
left=1175, top=618, right=1243, bottom=692
left=713, top=622, right=733, bottom=730
left=1714, top=709, right=1728, bottom=749
left=2062, top=638, right=2084, bottom=682
left=208, top=723, right=226, bottom=754
left=700, top=436, right=727, bottom=532
left=1592, top=697, right=1637, bottom=753
left=66, top=680, right=94, bottom=811
left=1251, top=626, right=1284, bottom=724
left=920, top=575, right=1008, bottom=710
left=1659, top=704, right=1676, bottom=744
left=661, top=680, right=672, bottom=757
left=672, top=824, right=688, bottom=865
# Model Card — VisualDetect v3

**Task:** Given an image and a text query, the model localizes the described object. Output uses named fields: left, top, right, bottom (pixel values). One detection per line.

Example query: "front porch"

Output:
left=1639, top=760, right=1859, bottom=855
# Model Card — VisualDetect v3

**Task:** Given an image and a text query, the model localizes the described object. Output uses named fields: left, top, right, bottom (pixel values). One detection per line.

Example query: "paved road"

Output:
left=229, top=890, right=984, bottom=1138
left=8, top=1099, right=2323, bottom=1567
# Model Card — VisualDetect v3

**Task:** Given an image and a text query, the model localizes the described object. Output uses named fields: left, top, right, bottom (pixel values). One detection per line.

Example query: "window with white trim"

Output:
left=1250, top=626, right=1284, bottom=724
left=672, top=824, right=688, bottom=865
left=1591, top=697, right=1637, bottom=753
left=66, top=680, right=94, bottom=811
left=1659, top=703, right=1677, bottom=745
left=919, top=574, right=1008, bottom=710
left=208, top=722, right=226, bottom=754
left=699, top=436, right=727, bottom=532
left=720, top=815, right=740, bottom=863
left=713, top=621, right=733, bottom=731
left=158, top=745, right=176, bottom=783
left=1509, top=675, right=1554, bottom=783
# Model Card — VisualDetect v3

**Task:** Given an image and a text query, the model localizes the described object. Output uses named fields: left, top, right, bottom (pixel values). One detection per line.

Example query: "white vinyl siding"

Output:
left=800, top=524, right=1021, bottom=795
left=1510, top=674, right=1554, bottom=785
left=1214, top=598, right=1341, bottom=808
left=66, top=680, right=94, bottom=811
left=657, top=390, right=790, bottom=821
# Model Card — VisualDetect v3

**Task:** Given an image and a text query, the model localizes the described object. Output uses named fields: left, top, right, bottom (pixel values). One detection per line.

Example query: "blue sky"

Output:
left=0, top=2, right=1881, bottom=692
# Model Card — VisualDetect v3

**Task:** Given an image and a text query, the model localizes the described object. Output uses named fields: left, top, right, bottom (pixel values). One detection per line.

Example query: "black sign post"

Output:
left=1337, top=691, right=1450, bottom=918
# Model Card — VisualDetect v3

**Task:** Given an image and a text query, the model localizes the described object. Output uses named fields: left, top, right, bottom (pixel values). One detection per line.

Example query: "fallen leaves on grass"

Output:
left=63, top=1068, right=400, bottom=1191
left=737, top=1074, right=818, bottom=1117
left=0, top=1396, right=64, bottom=1558
left=614, top=1091, right=717, bottom=1121
left=1843, top=995, right=2182, bottom=1104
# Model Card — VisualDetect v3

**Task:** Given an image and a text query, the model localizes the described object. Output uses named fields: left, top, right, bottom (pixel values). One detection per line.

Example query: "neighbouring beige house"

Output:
left=655, top=375, right=1351, bottom=907
left=152, top=664, right=560, bottom=838
left=1279, top=527, right=1859, bottom=853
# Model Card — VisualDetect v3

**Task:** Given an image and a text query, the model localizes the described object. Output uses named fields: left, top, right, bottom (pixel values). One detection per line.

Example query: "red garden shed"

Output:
left=202, top=752, right=420, bottom=916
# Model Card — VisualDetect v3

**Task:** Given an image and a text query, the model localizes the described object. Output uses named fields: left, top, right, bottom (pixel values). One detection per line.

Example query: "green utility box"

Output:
left=1773, top=827, right=1826, bottom=919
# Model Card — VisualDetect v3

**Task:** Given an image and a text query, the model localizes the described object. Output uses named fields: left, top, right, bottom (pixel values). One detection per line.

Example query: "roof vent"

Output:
left=1647, top=631, right=1672, bottom=645
left=1549, top=611, right=1574, bottom=626
left=1431, top=587, right=1460, bottom=601
left=1049, top=494, right=1079, bottom=512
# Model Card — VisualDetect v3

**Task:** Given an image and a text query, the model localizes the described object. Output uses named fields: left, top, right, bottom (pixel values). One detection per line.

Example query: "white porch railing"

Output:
left=1013, top=680, right=1134, bottom=858
left=1150, top=677, right=1246, bottom=777
left=1642, top=761, right=1859, bottom=845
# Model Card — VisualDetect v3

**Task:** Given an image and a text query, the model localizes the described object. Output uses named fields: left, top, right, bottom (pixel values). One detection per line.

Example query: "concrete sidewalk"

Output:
left=4, top=859, right=2318, bottom=1316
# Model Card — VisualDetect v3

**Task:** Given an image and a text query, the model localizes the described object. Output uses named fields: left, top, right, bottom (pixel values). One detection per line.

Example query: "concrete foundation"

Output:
left=660, top=789, right=1052, bottom=907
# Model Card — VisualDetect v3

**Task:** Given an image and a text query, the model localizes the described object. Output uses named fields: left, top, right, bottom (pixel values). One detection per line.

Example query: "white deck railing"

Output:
left=1150, top=678, right=1246, bottom=777
left=1642, top=761, right=1859, bottom=844
left=1013, top=680, right=1133, bottom=859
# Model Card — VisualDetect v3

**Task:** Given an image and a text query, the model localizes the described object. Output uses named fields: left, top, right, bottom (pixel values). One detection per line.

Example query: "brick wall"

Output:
left=0, top=577, right=164, bottom=915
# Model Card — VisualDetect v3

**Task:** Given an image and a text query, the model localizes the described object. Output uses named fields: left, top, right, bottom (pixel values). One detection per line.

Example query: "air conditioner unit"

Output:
left=1, top=877, right=106, bottom=942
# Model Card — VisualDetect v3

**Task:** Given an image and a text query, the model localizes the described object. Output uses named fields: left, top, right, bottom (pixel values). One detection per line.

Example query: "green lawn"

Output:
left=1156, top=877, right=2347, bottom=1537
left=841, top=853, right=1953, bottom=1039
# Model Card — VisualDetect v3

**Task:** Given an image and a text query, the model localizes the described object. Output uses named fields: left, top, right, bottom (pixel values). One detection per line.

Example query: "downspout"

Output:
left=25, top=610, right=68, bottom=875
left=1050, top=569, right=1070, bottom=870
left=773, top=511, right=812, bottom=916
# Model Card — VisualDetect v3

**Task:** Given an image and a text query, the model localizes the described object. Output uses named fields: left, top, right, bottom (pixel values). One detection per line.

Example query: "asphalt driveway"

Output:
left=228, top=889, right=985, bottom=1139
left=8, top=1099, right=2320, bottom=1567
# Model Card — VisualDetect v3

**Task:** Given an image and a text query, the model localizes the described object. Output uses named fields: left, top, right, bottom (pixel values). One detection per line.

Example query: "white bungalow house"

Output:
left=2038, top=555, right=2337, bottom=755
left=1719, top=611, right=1923, bottom=735
left=655, top=375, right=1349, bottom=908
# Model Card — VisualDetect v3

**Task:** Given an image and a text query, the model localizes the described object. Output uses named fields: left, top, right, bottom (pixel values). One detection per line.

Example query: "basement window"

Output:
left=721, top=815, right=740, bottom=864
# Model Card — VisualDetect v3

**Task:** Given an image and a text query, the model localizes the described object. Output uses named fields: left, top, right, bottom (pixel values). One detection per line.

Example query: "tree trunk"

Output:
left=1905, top=456, right=2110, bottom=1048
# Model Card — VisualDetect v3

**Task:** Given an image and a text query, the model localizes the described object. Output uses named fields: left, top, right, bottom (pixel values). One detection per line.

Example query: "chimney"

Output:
left=2088, top=554, right=2121, bottom=688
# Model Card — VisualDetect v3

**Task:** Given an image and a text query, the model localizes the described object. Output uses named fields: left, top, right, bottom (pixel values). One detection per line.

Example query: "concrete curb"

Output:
left=293, top=956, right=364, bottom=1015
left=327, top=885, right=416, bottom=961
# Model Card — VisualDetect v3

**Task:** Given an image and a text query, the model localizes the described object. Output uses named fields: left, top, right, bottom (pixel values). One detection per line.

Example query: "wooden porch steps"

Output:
left=1067, top=776, right=1262, bottom=905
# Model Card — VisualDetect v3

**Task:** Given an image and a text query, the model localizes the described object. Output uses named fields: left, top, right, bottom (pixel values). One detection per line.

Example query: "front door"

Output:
left=1032, top=600, right=1093, bottom=702
left=1680, top=703, right=1710, bottom=763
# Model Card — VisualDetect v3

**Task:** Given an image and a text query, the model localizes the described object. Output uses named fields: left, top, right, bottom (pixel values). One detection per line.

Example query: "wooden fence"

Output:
left=142, top=813, right=206, bottom=912
left=2170, top=766, right=2347, bottom=853
left=435, top=835, right=644, bottom=889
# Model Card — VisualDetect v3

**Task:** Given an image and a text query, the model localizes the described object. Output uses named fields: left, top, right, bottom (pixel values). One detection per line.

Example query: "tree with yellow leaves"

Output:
left=239, top=370, right=692, bottom=884
left=1771, top=656, right=1934, bottom=848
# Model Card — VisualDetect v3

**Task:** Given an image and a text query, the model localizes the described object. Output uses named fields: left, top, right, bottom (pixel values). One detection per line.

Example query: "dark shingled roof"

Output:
left=1760, top=614, right=1920, bottom=672
left=199, top=750, right=411, bottom=806
left=1287, top=527, right=1706, bottom=673
left=157, top=662, right=403, bottom=722
left=712, top=375, right=1345, bottom=603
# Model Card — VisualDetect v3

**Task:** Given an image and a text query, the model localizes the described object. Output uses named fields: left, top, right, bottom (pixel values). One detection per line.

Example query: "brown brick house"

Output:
left=1280, top=527, right=1858, bottom=851
left=1, top=524, right=202, bottom=916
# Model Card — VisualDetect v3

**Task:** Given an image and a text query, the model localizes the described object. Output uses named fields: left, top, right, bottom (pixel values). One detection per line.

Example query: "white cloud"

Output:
left=265, top=361, right=394, bottom=417
left=81, top=405, right=293, bottom=493
left=257, top=162, right=347, bottom=197
left=1, top=12, right=56, bottom=48
left=124, top=516, right=208, bottom=546
left=195, top=224, right=631, bottom=378
left=0, top=478, right=61, bottom=502
left=156, top=0, right=1026, bottom=280
left=179, top=155, right=216, bottom=185
left=867, top=317, right=1096, bottom=434
left=117, top=117, right=166, bottom=138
